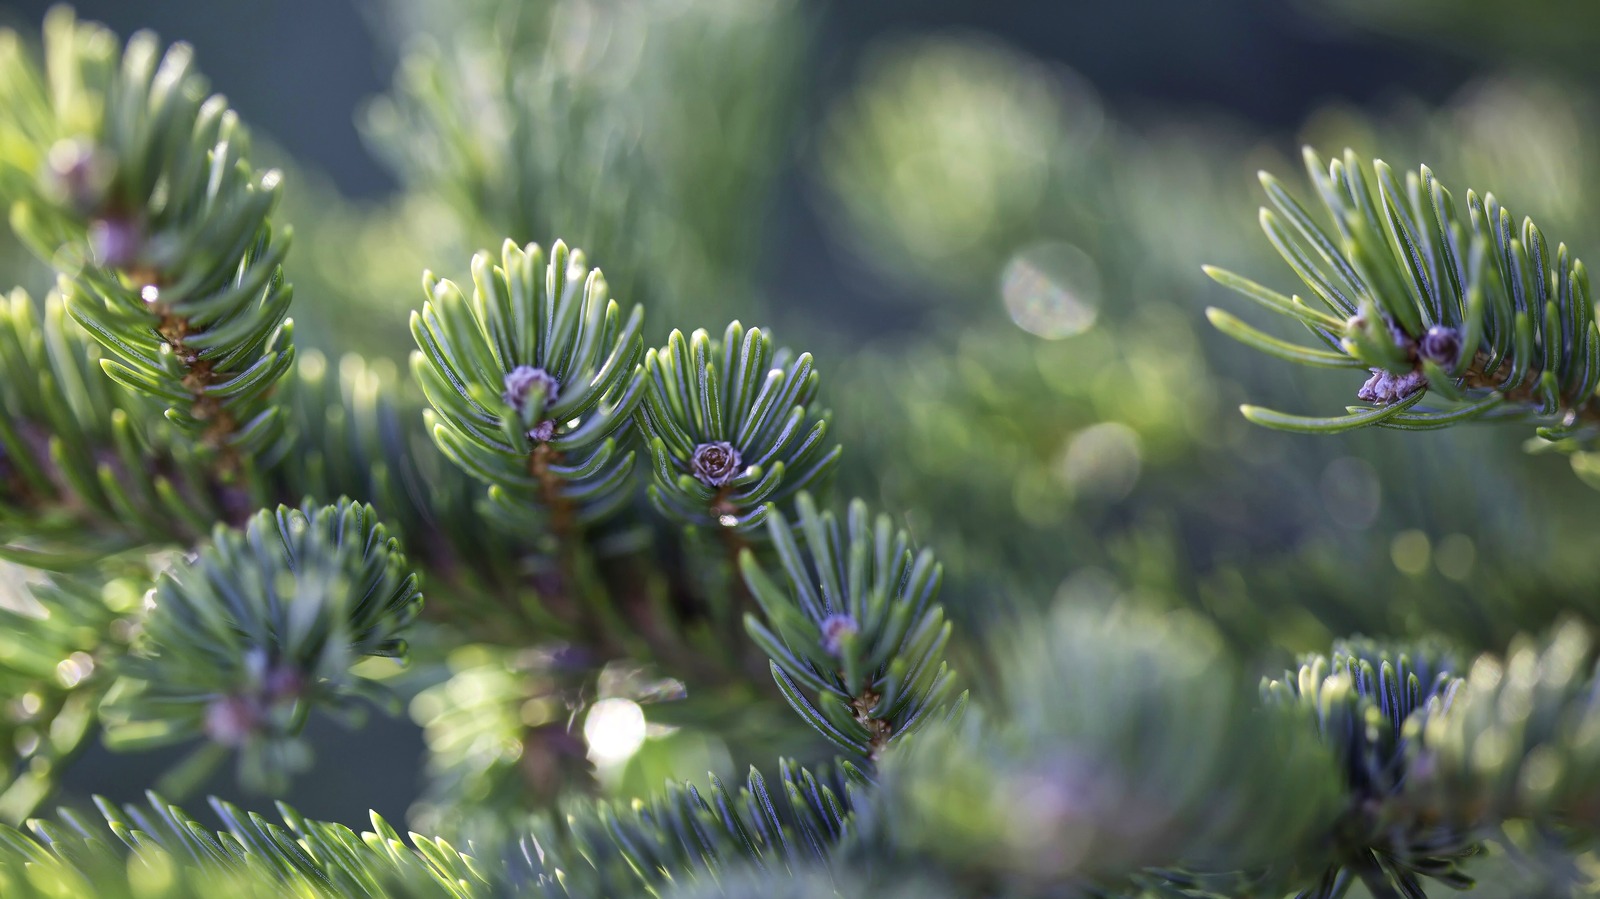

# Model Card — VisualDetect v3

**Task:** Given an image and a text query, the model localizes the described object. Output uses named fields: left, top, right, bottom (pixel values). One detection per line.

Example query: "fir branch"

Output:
left=638, top=322, right=843, bottom=680
left=409, top=238, right=646, bottom=654
left=0, top=756, right=859, bottom=899
left=738, top=494, right=961, bottom=764
left=641, top=322, right=841, bottom=537
left=1261, top=638, right=1478, bottom=897
left=410, top=239, right=645, bottom=540
left=1208, top=148, right=1600, bottom=443
left=0, top=9, right=297, bottom=474
left=529, top=758, right=861, bottom=895
left=877, top=606, right=1343, bottom=893
left=0, top=288, right=256, bottom=563
left=99, top=499, right=423, bottom=794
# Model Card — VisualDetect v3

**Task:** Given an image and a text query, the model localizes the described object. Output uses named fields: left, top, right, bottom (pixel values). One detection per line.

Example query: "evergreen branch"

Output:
left=641, top=322, right=841, bottom=536
left=1261, top=638, right=1478, bottom=897
left=0, top=793, right=470, bottom=898
left=411, top=239, right=645, bottom=537
left=638, top=322, right=843, bottom=679
left=99, top=498, right=423, bottom=794
left=739, top=494, right=961, bottom=763
left=277, top=349, right=549, bottom=631
left=0, top=756, right=860, bottom=898
left=877, top=606, right=1343, bottom=893
left=0, top=9, right=297, bottom=473
left=1208, top=148, right=1600, bottom=443
left=0, top=288, right=255, bottom=562
left=408, top=238, right=648, bottom=655
left=529, top=758, right=861, bottom=895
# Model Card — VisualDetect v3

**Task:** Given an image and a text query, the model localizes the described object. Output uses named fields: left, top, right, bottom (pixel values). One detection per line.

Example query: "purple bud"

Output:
left=1356, top=371, right=1382, bottom=404
left=88, top=217, right=142, bottom=269
left=204, top=695, right=262, bottom=747
left=264, top=665, right=304, bottom=703
left=820, top=613, right=858, bottom=656
left=691, top=441, right=743, bottom=487
left=1419, top=325, right=1461, bottom=367
left=527, top=419, right=557, bottom=442
left=45, top=139, right=111, bottom=213
left=502, top=366, right=560, bottom=422
left=1357, top=367, right=1427, bottom=405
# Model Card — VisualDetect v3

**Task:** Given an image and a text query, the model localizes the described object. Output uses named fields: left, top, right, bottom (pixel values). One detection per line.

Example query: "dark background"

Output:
left=0, top=0, right=1465, bottom=201
left=0, top=0, right=1470, bottom=828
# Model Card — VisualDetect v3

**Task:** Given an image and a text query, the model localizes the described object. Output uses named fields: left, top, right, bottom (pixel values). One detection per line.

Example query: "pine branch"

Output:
left=530, top=758, right=861, bottom=895
left=0, top=755, right=859, bottom=898
left=98, top=499, right=423, bottom=794
left=739, top=495, right=961, bottom=764
left=641, top=322, right=841, bottom=536
left=411, top=239, right=645, bottom=536
left=1208, top=147, right=1600, bottom=444
left=0, top=288, right=249, bottom=564
left=0, top=9, right=297, bottom=475
left=0, top=793, right=470, bottom=898
left=876, top=606, right=1344, bottom=894
left=1261, top=638, right=1477, bottom=897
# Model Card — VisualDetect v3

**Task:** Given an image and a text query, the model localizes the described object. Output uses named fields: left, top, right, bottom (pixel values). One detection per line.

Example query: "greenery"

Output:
left=3, top=1, right=1600, bottom=897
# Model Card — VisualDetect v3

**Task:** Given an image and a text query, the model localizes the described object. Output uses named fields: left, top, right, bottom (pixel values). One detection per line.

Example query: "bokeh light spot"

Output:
left=1001, top=242, right=1100, bottom=339
left=1390, top=530, right=1431, bottom=576
left=584, top=698, right=647, bottom=767
left=1058, top=422, right=1141, bottom=500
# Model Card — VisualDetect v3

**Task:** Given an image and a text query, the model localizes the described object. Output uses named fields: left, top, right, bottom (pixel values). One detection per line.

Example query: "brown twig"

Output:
left=1459, top=349, right=1600, bottom=427
left=711, top=487, right=772, bottom=674
left=529, top=441, right=577, bottom=616
left=152, top=305, right=242, bottom=474
left=850, top=688, right=893, bottom=762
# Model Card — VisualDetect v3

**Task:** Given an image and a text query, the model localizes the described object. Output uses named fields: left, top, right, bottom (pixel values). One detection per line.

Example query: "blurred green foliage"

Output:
left=4, top=0, right=1600, bottom=894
